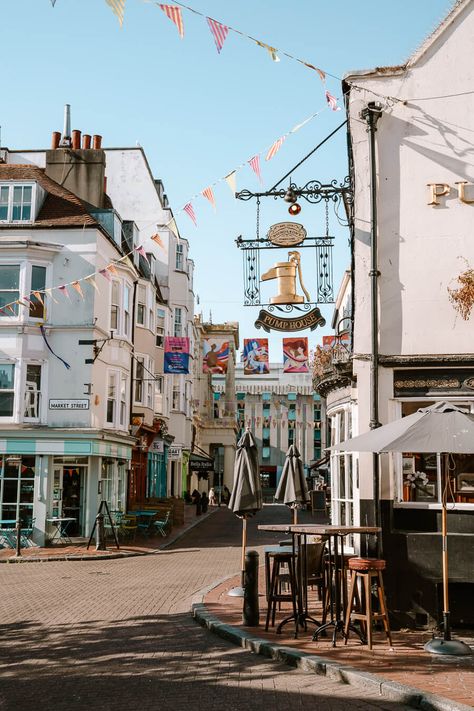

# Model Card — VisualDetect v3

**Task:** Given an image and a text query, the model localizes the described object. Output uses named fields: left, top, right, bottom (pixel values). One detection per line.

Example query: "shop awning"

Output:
left=189, top=452, right=215, bottom=472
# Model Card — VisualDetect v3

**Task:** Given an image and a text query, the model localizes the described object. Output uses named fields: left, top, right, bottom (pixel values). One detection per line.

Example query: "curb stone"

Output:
left=192, top=601, right=474, bottom=711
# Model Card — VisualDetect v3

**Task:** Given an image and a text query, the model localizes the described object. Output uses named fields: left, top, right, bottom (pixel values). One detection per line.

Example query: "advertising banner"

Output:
left=243, top=338, right=269, bottom=375
left=203, top=338, right=229, bottom=373
left=164, top=337, right=190, bottom=374
left=283, top=337, right=309, bottom=373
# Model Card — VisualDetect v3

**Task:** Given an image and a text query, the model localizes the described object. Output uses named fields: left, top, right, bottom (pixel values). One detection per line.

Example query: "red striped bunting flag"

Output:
left=325, top=90, right=341, bottom=112
left=266, top=135, right=286, bottom=161
left=248, top=155, right=263, bottom=183
left=183, top=202, right=197, bottom=226
left=106, top=0, right=126, bottom=27
left=99, top=268, right=112, bottom=282
left=159, top=4, right=184, bottom=39
left=206, top=17, right=229, bottom=54
left=135, top=245, right=149, bottom=260
left=202, top=186, right=216, bottom=211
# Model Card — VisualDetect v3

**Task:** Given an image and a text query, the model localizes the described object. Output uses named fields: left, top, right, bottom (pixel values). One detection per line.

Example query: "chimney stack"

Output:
left=82, top=134, right=91, bottom=149
left=71, top=130, right=81, bottom=150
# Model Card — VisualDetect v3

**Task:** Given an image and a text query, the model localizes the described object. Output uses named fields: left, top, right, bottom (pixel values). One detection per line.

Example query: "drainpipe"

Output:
left=360, top=102, right=383, bottom=539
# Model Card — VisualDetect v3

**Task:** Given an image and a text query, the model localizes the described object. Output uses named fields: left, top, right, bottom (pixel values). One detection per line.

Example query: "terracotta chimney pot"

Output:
left=92, top=134, right=102, bottom=149
left=71, top=130, right=82, bottom=150
left=82, top=134, right=91, bottom=149
left=51, top=131, right=61, bottom=150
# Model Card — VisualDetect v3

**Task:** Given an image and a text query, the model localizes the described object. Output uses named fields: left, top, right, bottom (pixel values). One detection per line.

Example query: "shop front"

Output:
left=379, top=369, right=474, bottom=627
left=0, top=431, right=133, bottom=545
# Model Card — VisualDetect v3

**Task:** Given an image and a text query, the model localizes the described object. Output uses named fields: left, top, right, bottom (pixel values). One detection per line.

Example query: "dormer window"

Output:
left=0, top=183, right=35, bottom=223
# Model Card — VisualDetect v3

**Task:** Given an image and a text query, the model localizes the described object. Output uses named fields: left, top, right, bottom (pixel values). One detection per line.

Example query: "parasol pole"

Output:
left=241, top=516, right=247, bottom=588
left=441, top=456, right=450, bottom=641
left=293, top=506, right=298, bottom=525
left=424, top=453, right=471, bottom=655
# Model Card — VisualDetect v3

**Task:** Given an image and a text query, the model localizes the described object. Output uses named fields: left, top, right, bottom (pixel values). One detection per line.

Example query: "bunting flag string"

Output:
left=224, top=171, right=236, bottom=195
left=248, top=155, right=262, bottom=184
left=325, top=90, right=341, bottom=112
left=58, top=285, right=70, bottom=300
left=206, top=17, right=229, bottom=53
left=135, top=244, right=149, bottom=260
left=71, top=281, right=84, bottom=299
left=107, top=263, right=119, bottom=275
left=105, top=0, right=126, bottom=27
left=255, top=40, right=280, bottom=63
left=85, top=275, right=100, bottom=293
left=159, top=1, right=332, bottom=82
left=158, top=4, right=185, bottom=38
left=50, top=0, right=57, bottom=6
left=201, top=186, right=216, bottom=211
left=183, top=202, right=197, bottom=225
left=99, top=268, right=112, bottom=282
left=151, top=232, right=165, bottom=248
left=266, top=135, right=286, bottom=162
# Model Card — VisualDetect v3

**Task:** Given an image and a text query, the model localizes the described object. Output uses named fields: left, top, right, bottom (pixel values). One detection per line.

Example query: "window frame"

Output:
left=0, top=182, right=36, bottom=224
left=0, top=260, right=51, bottom=323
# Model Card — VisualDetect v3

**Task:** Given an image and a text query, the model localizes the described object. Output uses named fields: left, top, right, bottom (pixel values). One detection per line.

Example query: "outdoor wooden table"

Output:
left=258, top=524, right=381, bottom=646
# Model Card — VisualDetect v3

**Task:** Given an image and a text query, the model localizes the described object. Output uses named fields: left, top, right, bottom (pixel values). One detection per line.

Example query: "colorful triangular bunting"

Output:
left=266, top=135, right=286, bottom=161
left=183, top=202, right=197, bottom=226
left=159, top=4, right=184, bottom=39
left=206, top=17, right=229, bottom=53
left=105, top=0, right=126, bottom=27
left=202, top=186, right=216, bottom=211
left=248, top=155, right=263, bottom=184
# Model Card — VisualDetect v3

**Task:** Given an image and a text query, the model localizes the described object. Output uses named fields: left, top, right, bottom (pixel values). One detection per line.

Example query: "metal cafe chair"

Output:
left=154, top=510, right=172, bottom=537
left=119, top=515, right=137, bottom=542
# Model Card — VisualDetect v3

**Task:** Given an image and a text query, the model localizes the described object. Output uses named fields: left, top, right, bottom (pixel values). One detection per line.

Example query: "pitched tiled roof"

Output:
left=0, top=164, right=99, bottom=228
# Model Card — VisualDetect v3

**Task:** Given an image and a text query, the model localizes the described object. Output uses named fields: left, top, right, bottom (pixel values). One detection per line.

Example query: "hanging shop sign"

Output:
left=150, top=438, right=165, bottom=454
left=164, top=336, right=190, bottom=374
left=168, top=446, right=182, bottom=460
left=255, top=307, right=325, bottom=332
left=49, top=399, right=90, bottom=410
left=267, top=222, right=307, bottom=247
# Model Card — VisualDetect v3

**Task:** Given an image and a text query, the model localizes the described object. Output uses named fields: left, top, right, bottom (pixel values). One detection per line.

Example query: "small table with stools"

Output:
left=259, top=524, right=383, bottom=647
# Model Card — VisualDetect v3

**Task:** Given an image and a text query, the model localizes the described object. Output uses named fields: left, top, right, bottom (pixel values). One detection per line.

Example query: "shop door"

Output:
left=62, top=466, right=86, bottom=536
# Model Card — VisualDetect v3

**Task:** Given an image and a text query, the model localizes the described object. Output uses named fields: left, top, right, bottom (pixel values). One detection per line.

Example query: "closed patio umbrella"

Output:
left=275, top=444, right=310, bottom=524
left=331, top=401, right=473, bottom=656
left=228, top=429, right=262, bottom=596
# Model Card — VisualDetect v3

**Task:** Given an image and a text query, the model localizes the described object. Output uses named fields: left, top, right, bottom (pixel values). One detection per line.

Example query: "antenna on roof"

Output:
left=59, top=104, right=71, bottom=147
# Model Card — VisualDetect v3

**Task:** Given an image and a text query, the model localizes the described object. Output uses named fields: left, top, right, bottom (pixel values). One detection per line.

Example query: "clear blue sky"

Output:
left=1, top=0, right=455, bottom=358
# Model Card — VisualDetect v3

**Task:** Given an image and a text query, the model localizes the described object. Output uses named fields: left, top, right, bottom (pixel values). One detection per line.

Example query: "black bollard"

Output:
left=95, top=512, right=106, bottom=551
left=15, top=519, right=22, bottom=558
left=243, top=550, right=259, bottom=627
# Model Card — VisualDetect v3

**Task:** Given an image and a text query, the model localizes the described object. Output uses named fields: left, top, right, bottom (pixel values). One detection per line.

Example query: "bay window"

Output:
left=106, top=372, right=117, bottom=424
left=137, top=285, right=146, bottom=326
left=0, top=265, right=20, bottom=315
left=0, top=261, right=49, bottom=320
left=110, top=281, right=120, bottom=331
left=29, top=266, right=46, bottom=319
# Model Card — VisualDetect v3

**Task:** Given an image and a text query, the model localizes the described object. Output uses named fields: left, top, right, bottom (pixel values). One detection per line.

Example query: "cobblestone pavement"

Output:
left=0, top=506, right=415, bottom=711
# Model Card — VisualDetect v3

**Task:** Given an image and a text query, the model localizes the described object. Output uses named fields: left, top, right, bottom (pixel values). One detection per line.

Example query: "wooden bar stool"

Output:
left=344, top=557, right=392, bottom=650
left=265, top=549, right=298, bottom=631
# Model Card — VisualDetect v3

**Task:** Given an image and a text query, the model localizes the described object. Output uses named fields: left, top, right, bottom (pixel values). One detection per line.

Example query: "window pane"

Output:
left=29, top=266, right=46, bottom=318
left=0, top=187, right=8, bottom=220
left=0, top=392, right=14, bottom=417
left=0, top=266, right=20, bottom=289
left=0, top=365, right=15, bottom=389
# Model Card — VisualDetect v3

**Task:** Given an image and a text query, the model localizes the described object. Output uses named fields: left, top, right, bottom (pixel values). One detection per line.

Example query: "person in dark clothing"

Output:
left=191, top=489, right=201, bottom=515
left=222, top=485, right=231, bottom=505
left=201, top=491, right=209, bottom=514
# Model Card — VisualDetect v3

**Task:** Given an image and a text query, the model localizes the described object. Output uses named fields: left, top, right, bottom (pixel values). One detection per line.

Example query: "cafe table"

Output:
left=258, top=524, right=381, bottom=646
left=46, top=517, right=76, bottom=544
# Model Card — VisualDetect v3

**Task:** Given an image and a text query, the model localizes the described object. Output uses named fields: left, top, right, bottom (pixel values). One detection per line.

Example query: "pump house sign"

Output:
left=267, top=222, right=307, bottom=247
left=255, top=306, right=326, bottom=332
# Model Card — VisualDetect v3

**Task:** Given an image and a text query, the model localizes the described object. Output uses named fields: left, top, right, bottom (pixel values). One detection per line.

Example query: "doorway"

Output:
left=61, top=465, right=87, bottom=536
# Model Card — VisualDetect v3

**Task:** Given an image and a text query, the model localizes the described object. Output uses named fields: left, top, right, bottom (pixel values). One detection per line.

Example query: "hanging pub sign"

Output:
left=255, top=306, right=325, bottom=332
left=267, top=222, right=307, bottom=247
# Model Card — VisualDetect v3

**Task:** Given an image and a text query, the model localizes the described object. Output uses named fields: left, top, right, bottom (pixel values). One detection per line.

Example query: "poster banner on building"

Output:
left=243, top=338, right=269, bottom=375
left=283, top=337, right=309, bottom=373
left=164, top=337, right=190, bottom=374
left=203, top=338, right=229, bottom=373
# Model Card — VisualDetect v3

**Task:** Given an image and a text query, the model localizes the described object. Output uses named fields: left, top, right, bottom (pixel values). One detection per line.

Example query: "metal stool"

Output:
left=344, top=557, right=392, bottom=650
left=265, top=549, right=298, bottom=631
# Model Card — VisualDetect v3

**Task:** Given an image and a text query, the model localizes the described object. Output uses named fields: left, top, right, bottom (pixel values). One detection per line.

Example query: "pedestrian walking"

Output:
left=223, top=485, right=231, bottom=505
left=201, top=491, right=209, bottom=514
left=208, top=487, right=217, bottom=506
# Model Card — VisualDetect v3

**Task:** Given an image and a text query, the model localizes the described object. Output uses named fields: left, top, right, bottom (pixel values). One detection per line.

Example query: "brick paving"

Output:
left=0, top=505, right=418, bottom=711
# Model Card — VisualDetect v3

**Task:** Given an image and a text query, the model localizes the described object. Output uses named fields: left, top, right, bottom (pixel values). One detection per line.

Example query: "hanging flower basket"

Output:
left=448, top=264, right=474, bottom=320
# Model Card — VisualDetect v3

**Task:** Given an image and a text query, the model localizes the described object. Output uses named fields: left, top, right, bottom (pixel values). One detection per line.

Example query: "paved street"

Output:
left=0, top=506, right=413, bottom=711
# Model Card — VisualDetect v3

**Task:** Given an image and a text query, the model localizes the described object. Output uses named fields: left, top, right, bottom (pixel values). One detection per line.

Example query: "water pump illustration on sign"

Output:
left=261, top=251, right=310, bottom=305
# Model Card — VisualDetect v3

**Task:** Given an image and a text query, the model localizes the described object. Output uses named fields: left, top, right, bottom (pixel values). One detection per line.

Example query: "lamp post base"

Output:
left=424, top=638, right=472, bottom=656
